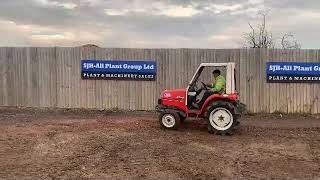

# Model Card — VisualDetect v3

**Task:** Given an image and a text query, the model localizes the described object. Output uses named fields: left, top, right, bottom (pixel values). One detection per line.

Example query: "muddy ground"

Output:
left=0, top=108, right=320, bottom=180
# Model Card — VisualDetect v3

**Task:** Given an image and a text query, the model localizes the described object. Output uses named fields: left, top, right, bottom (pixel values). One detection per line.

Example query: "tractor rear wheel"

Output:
left=205, top=101, right=238, bottom=135
left=159, top=110, right=181, bottom=130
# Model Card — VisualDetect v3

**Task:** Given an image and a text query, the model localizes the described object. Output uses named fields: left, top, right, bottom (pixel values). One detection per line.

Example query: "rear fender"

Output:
left=200, top=94, right=236, bottom=114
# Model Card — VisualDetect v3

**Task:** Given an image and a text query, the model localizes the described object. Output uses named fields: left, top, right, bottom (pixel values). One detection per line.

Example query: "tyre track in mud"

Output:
left=0, top=109, right=320, bottom=180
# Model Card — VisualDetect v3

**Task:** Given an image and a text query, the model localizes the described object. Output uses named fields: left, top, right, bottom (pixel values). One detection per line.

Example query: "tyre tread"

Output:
left=206, top=100, right=238, bottom=135
left=159, top=110, right=181, bottom=130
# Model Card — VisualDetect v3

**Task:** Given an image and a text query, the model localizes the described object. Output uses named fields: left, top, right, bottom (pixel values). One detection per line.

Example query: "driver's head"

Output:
left=212, top=69, right=221, bottom=78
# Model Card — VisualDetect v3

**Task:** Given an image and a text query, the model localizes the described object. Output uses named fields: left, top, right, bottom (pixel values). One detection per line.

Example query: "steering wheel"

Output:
left=200, top=81, right=208, bottom=90
left=194, top=81, right=200, bottom=91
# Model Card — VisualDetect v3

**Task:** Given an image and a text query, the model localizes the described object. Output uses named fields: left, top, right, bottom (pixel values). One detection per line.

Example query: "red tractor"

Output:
left=156, top=63, right=245, bottom=135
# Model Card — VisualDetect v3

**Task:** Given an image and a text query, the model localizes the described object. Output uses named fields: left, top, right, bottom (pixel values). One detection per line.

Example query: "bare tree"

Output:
left=242, top=12, right=301, bottom=49
left=243, top=12, right=275, bottom=48
left=281, top=33, right=301, bottom=49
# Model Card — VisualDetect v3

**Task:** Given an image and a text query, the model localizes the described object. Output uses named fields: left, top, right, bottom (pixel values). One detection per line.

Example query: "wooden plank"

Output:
left=303, top=50, right=309, bottom=113
left=6, top=48, right=14, bottom=106
left=248, top=49, right=254, bottom=113
left=38, top=48, right=44, bottom=107
left=296, top=49, right=303, bottom=113
left=255, top=48, right=261, bottom=113
left=246, top=49, right=253, bottom=112
left=17, top=48, right=23, bottom=107
left=47, top=47, right=57, bottom=108
left=119, top=48, right=127, bottom=110
left=252, top=48, right=259, bottom=113
left=268, top=49, right=276, bottom=113
left=239, top=49, right=246, bottom=108
left=308, top=50, right=314, bottom=113
left=15, top=48, right=21, bottom=107
left=137, top=48, right=142, bottom=110
left=121, top=48, right=127, bottom=110
left=291, top=49, right=297, bottom=113
left=38, top=48, right=49, bottom=107
left=261, top=48, right=268, bottom=112
left=257, top=48, right=263, bottom=112
left=59, top=47, right=72, bottom=108
left=298, top=49, right=304, bottom=113
left=302, top=49, right=309, bottom=113
left=151, top=49, right=158, bottom=110
left=11, top=47, right=17, bottom=106
left=126, top=48, right=133, bottom=110
left=139, top=48, right=145, bottom=110
left=155, top=48, right=164, bottom=110
left=182, top=49, right=189, bottom=85
left=292, top=49, right=299, bottom=113
left=19, top=48, right=27, bottom=107
left=134, top=49, right=141, bottom=110
left=117, top=48, right=123, bottom=110
left=309, top=50, right=314, bottom=113
left=12, top=48, right=18, bottom=107
left=279, top=49, right=288, bottom=113
left=93, top=47, right=103, bottom=109
left=0, top=48, right=6, bottom=106
left=273, top=49, right=279, bottom=112
left=66, top=48, right=73, bottom=108
left=10, top=48, right=17, bottom=107
left=82, top=47, right=96, bottom=109
left=69, top=47, right=79, bottom=108
left=56, top=48, right=65, bottom=108
left=111, top=48, right=120, bottom=110
left=106, top=48, right=115, bottom=110
left=30, top=48, right=40, bottom=107
left=287, top=49, right=294, bottom=113
left=114, top=48, right=121, bottom=109
left=124, top=48, right=130, bottom=110
left=168, top=49, right=174, bottom=89
left=25, top=48, right=31, bottom=107
left=178, top=49, right=184, bottom=88
left=99, top=48, right=109, bottom=109
left=56, top=47, right=63, bottom=108
left=234, top=49, right=241, bottom=93
left=309, top=50, right=317, bottom=113
left=48, top=47, right=55, bottom=108
left=314, top=50, right=320, bottom=114
left=145, top=48, right=152, bottom=110
left=95, top=48, right=106, bottom=109
left=166, top=47, right=171, bottom=87
left=276, top=49, right=282, bottom=112
left=297, top=49, right=304, bottom=113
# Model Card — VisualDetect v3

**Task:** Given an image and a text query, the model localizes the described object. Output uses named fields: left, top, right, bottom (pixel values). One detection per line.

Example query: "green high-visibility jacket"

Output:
left=209, top=75, right=225, bottom=94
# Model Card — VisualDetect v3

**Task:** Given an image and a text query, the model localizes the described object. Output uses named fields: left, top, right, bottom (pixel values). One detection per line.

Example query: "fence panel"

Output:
left=0, top=47, right=320, bottom=113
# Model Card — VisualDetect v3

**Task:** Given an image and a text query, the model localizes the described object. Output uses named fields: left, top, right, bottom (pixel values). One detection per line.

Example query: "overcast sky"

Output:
left=0, top=0, right=319, bottom=48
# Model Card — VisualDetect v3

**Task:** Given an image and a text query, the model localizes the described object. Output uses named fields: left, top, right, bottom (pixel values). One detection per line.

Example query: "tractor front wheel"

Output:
left=159, top=110, right=181, bottom=130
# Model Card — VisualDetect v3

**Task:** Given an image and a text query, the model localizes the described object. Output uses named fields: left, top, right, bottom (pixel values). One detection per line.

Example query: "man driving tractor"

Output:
left=157, top=62, right=243, bottom=134
left=193, top=69, right=225, bottom=109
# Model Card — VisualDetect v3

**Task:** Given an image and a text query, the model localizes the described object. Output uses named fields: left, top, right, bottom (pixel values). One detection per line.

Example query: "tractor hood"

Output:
left=161, top=88, right=186, bottom=99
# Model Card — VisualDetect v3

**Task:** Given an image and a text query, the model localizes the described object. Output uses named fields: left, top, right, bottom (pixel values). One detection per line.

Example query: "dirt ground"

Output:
left=0, top=108, right=320, bottom=180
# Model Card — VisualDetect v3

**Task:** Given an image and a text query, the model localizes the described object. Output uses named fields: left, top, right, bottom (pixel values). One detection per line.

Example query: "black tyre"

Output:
left=205, top=100, right=238, bottom=135
left=179, top=114, right=186, bottom=123
left=159, top=110, right=181, bottom=130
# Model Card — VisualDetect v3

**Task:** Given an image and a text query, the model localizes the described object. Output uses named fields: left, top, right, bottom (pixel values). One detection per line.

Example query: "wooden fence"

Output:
left=0, top=47, right=319, bottom=113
